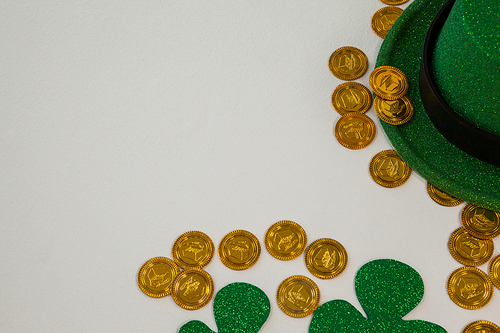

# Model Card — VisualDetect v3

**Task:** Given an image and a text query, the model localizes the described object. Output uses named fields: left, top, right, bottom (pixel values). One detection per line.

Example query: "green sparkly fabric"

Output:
left=375, top=0, right=500, bottom=211
left=308, top=259, right=447, bottom=333
left=178, top=282, right=270, bottom=333
left=433, top=0, right=500, bottom=136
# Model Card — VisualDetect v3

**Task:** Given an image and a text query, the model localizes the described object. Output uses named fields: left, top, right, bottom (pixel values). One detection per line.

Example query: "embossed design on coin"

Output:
left=335, top=113, right=376, bottom=150
left=447, top=267, right=493, bottom=309
left=448, top=227, right=493, bottom=266
left=369, top=150, right=411, bottom=187
left=332, top=82, right=372, bottom=115
left=371, top=6, right=403, bottom=38
left=172, top=231, right=214, bottom=268
left=426, top=182, right=464, bottom=207
left=461, top=204, right=500, bottom=239
left=369, top=66, right=408, bottom=100
left=171, top=268, right=214, bottom=310
left=380, top=0, right=408, bottom=5
left=218, top=230, right=261, bottom=270
left=276, top=275, right=320, bottom=318
left=305, top=238, right=347, bottom=279
left=463, top=320, right=500, bottom=333
left=138, top=257, right=179, bottom=298
left=265, top=220, right=307, bottom=260
left=489, top=254, right=500, bottom=290
left=374, top=95, right=414, bottom=125
left=328, top=46, right=368, bottom=81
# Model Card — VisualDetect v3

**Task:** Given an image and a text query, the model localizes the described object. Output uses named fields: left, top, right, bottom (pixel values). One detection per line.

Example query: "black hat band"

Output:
left=419, top=0, right=500, bottom=166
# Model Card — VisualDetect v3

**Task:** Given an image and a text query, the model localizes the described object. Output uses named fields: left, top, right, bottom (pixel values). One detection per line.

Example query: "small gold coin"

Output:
left=461, top=204, right=500, bottom=239
left=265, top=220, right=307, bottom=261
left=305, top=238, right=347, bottom=279
left=171, top=268, right=214, bottom=310
left=371, top=6, right=403, bottom=38
left=489, top=254, right=500, bottom=289
left=218, top=230, right=261, bottom=270
left=463, top=320, right=500, bottom=333
left=447, top=266, right=493, bottom=310
left=328, top=46, right=368, bottom=81
left=369, top=150, right=411, bottom=187
left=172, top=231, right=214, bottom=268
left=276, top=275, right=320, bottom=318
left=426, top=182, right=464, bottom=207
left=374, top=95, right=414, bottom=125
left=335, top=113, right=376, bottom=150
left=332, top=82, right=372, bottom=115
left=448, top=227, right=494, bottom=266
left=380, top=0, right=408, bottom=4
left=137, top=257, right=179, bottom=298
left=369, top=66, right=409, bottom=100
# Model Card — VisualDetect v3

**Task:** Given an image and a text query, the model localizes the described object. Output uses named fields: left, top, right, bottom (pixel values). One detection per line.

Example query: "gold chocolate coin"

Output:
left=369, top=66, right=409, bottom=100
left=371, top=6, right=403, bottom=38
left=328, top=46, right=368, bottom=81
left=447, top=266, right=493, bottom=310
left=448, top=227, right=494, bottom=267
left=276, top=275, right=320, bottom=318
left=137, top=257, right=179, bottom=298
left=463, top=320, right=500, bottom=333
left=171, top=268, right=214, bottom=310
left=218, top=230, right=261, bottom=270
left=374, top=95, right=414, bottom=125
left=380, top=0, right=408, bottom=5
left=426, top=182, right=464, bottom=207
left=332, top=82, right=372, bottom=115
left=461, top=204, right=500, bottom=239
left=335, top=113, right=376, bottom=150
left=489, top=254, right=500, bottom=289
left=305, top=238, right=347, bottom=279
left=265, top=220, right=307, bottom=260
left=369, top=150, right=411, bottom=187
left=172, top=231, right=214, bottom=268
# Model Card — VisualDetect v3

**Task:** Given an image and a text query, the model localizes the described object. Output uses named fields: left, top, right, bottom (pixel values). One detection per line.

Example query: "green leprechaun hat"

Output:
left=375, top=0, right=500, bottom=211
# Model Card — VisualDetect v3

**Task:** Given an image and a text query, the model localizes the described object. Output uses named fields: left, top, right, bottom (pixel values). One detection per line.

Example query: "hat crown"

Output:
left=432, top=0, right=500, bottom=136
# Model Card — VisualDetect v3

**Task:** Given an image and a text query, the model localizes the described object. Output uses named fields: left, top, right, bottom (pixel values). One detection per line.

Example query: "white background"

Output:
left=0, top=1, right=498, bottom=332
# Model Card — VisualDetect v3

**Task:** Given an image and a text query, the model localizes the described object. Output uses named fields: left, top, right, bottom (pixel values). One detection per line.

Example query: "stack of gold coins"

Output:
left=329, top=46, right=376, bottom=150
left=369, top=65, right=413, bottom=126
left=137, top=230, right=216, bottom=311
left=446, top=204, right=500, bottom=310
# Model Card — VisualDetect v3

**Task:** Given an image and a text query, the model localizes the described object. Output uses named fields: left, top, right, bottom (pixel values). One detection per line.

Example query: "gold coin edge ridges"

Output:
left=218, top=229, right=261, bottom=270
left=328, top=46, right=368, bottom=81
left=137, top=256, right=179, bottom=298
left=426, top=182, right=463, bottom=207
left=171, top=268, right=214, bottom=310
left=276, top=275, right=320, bottom=318
left=447, top=266, right=493, bottom=309
left=265, top=220, right=307, bottom=261
left=335, top=113, right=376, bottom=150
left=332, top=82, right=372, bottom=115
left=369, top=66, right=409, bottom=100
left=172, top=230, right=215, bottom=268
left=305, top=238, right=348, bottom=279
left=369, top=150, right=411, bottom=188
left=448, top=227, right=493, bottom=267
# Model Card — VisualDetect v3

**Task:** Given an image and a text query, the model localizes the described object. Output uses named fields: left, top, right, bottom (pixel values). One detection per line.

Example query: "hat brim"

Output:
left=375, top=0, right=500, bottom=211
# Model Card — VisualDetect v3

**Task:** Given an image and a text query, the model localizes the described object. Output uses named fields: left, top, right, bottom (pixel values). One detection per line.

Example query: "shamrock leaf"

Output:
left=179, top=282, right=270, bottom=333
left=309, top=259, right=448, bottom=333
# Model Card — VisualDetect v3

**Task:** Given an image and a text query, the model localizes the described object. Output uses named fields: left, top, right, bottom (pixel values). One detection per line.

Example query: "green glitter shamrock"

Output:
left=309, top=259, right=448, bottom=333
left=178, top=282, right=270, bottom=333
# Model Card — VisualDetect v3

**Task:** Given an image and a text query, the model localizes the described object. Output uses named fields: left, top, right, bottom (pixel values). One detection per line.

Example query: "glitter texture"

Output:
left=433, top=0, right=500, bottom=136
left=375, top=0, right=500, bottom=211
left=309, top=259, right=447, bottom=333
left=178, top=282, right=270, bottom=333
